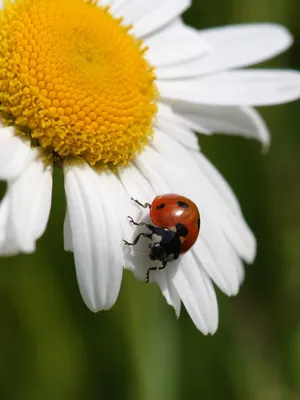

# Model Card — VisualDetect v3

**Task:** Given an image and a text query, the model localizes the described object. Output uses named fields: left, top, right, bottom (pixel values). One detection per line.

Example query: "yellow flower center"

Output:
left=0, top=0, right=157, bottom=166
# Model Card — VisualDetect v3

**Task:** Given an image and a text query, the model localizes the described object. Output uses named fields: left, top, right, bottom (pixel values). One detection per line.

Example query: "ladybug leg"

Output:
left=123, top=232, right=152, bottom=246
left=131, top=197, right=151, bottom=209
left=127, top=216, right=155, bottom=231
left=127, top=216, right=146, bottom=226
left=124, top=216, right=156, bottom=245
left=146, top=260, right=167, bottom=283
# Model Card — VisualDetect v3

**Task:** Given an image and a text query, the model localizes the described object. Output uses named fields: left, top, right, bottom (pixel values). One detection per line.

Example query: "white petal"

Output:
left=134, top=0, right=191, bottom=38
left=175, top=104, right=270, bottom=148
left=153, top=270, right=183, bottom=318
left=64, top=164, right=134, bottom=249
left=100, top=169, right=136, bottom=239
left=107, top=0, right=147, bottom=23
left=0, top=195, right=8, bottom=246
left=192, top=223, right=240, bottom=296
left=191, top=151, right=242, bottom=216
left=156, top=268, right=181, bottom=317
left=64, top=160, right=123, bottom=312
left=0, top=148, right=53, bottom=254
left=157, top=24, right=293, bottom=79
left=0, top=126, right=14, bottom=143
left=63, top=209, right=73, bottom=252
left=96, top=0, right=113, bottom=7
left=150, top=132, right=256, bottom=262
left=146, top=19, right=209, bottom=67
left=173, top=252, right=218, bottom=334
left=118, top=164, right=156, bottom=276
left=112, top=0, right=191, bottom=38
left=156, top=104, right=201, bottom=150
left=118, top=164, right=181, bottom=315
left=118, top=162, right=156, bottom=203
left=198, top=23, right=293, bottom=73
left=10, top=152, right=53, bottom=252
left=138, top=137, right=256, bottom=278
left=159, top=70, right=300, bottom=106
left=134, top=148, right=244, bottom=295
left=64, top=162, right=103, bottom=312
left=230, top=246, right=246, bottom=285
left=155, top=122, right=199, bottom=151
left=0, top=127, right=33, bottom=181
left=132, top=142, right=247, bottom=296
left=0, top=193, right=19, bottom=255
left=123, top=134, right=252, bottom=322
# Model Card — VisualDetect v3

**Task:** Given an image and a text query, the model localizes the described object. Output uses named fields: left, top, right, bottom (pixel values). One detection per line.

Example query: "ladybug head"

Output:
left=149, top=243, right=167, bottom=262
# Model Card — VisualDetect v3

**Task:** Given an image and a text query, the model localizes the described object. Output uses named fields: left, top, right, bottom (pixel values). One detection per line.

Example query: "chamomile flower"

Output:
left=1, top=0, right=300, bottom=333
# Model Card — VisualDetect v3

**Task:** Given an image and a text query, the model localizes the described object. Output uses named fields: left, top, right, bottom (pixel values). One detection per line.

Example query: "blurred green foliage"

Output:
left=1, top=0, right=300, bottom=399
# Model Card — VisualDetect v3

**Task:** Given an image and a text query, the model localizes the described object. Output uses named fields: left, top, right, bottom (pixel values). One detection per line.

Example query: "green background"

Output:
left=1, top=0, right=300, bottom=399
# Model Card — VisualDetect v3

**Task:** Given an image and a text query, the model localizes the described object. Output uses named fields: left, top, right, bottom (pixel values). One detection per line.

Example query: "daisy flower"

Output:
left=0, top=0, right=299, bottom=334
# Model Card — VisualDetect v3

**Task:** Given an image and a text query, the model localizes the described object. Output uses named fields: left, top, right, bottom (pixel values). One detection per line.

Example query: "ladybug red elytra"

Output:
left=123, top=194, right=200, bottom=282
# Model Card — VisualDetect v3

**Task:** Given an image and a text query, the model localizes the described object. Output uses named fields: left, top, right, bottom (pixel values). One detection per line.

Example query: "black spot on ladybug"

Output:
left=176, top=223, right=188, bottom=237
left=156, top=203, right=165, bottom=210
left=177, top=201, right=189, bottom=208
left=197, top=218, right=200, bottom=230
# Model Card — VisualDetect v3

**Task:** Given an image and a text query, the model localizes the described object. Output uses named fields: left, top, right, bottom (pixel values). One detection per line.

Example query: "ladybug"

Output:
left=123, top=194, right=200, bottom=282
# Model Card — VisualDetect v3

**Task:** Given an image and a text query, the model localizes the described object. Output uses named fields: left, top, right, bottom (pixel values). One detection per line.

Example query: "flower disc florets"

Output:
left=0, top=0, right=157, bottom=165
